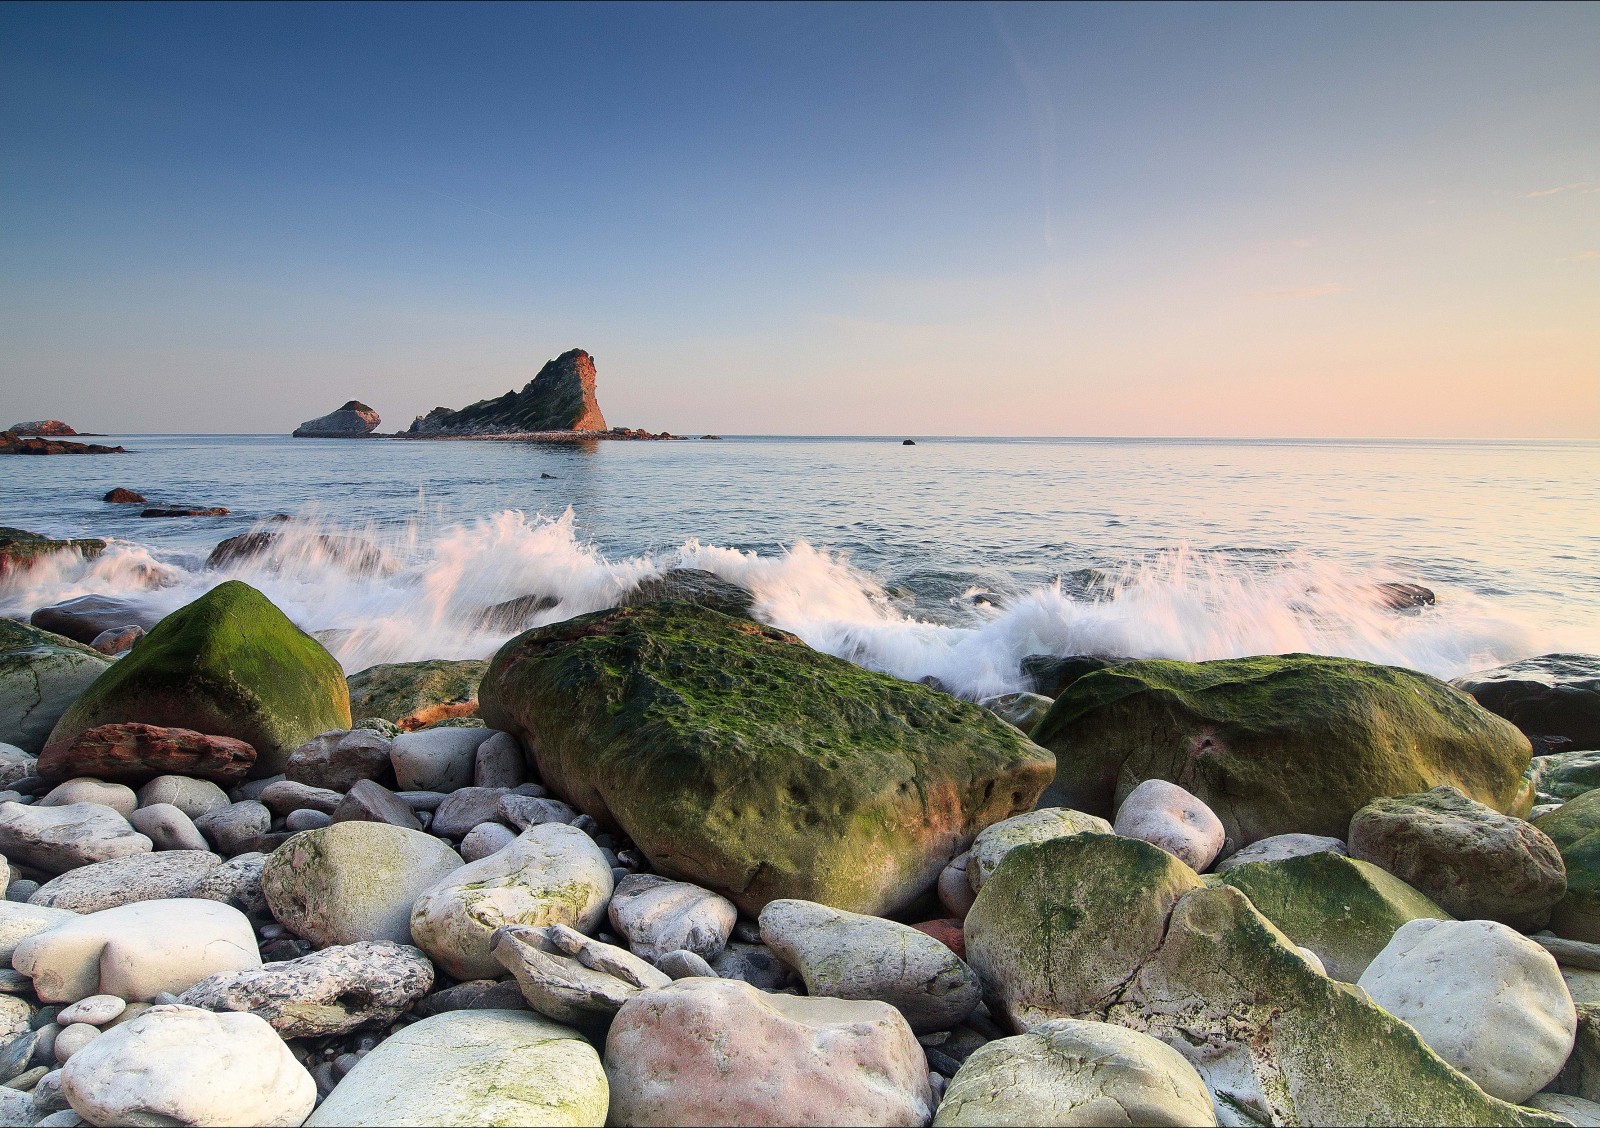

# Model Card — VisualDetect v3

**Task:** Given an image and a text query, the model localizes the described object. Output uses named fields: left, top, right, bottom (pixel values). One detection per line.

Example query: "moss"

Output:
left=1217, top=852, right=1450, bottom=981
left=1032, top=653, right=1532, bottom=847
left=0, top=527, right=105, bottom=576
left=1535, top=793, right=1600, bottom=942
left=46, top=580, right=350, bottom=776
left=479, top=600, right=1055, bottom=915
left=347, top=659, right=487, bottom=731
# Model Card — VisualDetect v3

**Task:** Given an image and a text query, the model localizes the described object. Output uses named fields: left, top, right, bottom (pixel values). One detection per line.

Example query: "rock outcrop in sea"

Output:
left=1, top=431, right=124, bottom=456
left=7, top=421, right=77, bottom=436
left=293, top=402, right=381, bottom=438
left=407, top=348, right=608, bottom=436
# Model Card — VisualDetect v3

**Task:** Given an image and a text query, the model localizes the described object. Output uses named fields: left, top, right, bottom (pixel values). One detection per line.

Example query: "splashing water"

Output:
left=2, top=505, right=1568, bottom=697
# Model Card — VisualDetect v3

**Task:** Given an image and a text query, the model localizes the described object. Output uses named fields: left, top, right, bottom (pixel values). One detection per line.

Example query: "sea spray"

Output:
left=0, top=507, right=1565, bottom=694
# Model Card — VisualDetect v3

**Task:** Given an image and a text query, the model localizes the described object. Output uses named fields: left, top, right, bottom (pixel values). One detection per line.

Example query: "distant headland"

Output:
left=293, top=349, right=684, bottom=442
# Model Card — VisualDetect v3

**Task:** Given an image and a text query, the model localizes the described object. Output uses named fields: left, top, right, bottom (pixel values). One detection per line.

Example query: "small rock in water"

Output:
left=329, top=779, right=423, bottom=831
left=101, top=489, right=146, bottom=504
left=128, top=803, right=210, bottom=852
left=760, top=898, right=980, bottom=1034
left=605, top=978, right=934, bottom=1127
left=608, top=874, right=737, bottom=962
left=1212, top=832, right=1348, bottom=872
left=1357, top=917, right=1576, bottom=1103
left=37, top=779, right=137, bottom=818
left=1114, top=779, right=1226, bottom=872
left=491, top=922, right=669, bottom=1034
left=59, top=1005, right=315, bottom=1127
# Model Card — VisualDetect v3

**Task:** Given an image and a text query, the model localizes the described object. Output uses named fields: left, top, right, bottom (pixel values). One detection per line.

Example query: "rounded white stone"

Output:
left=1113, top=780, right=1226, bottom=872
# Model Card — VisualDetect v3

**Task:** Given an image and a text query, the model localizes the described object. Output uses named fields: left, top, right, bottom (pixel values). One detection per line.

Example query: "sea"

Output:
left=3, top=434, right=1597, bottom=699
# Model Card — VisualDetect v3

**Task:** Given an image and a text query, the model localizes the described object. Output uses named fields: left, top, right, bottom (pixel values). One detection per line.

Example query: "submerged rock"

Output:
left=605, top=978, right=933, bottom=1127
left=407, top=348, right=608, bottom=435
left=307, top=1008, right=607, bottom=1127
left=933, top=1018, right=1216, bottom=1127
left=293, top=400, right=381, bottom=438
left=347, top=659, right=487, bottom=731
left=0, top=620, right=111, bottom=754
left=45, top=582, right=351, bottom=777
left=1032, top=654, right=1533, bottom=851
left=479, top=601, right=1053, bottom=915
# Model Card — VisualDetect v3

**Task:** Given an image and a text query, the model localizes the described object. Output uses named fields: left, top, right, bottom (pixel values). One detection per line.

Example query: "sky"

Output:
left=1, top=1, right=1596, bottom=437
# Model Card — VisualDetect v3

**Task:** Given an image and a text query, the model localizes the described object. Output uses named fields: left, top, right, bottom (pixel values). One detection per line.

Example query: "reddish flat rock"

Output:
left=38, top=722, right=256, bottom=785
left=911, top=918, right=966, bottom=960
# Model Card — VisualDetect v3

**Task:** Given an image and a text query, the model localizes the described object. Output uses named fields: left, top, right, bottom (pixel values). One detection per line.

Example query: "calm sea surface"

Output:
left=3, top=435, right=1597, bottom=696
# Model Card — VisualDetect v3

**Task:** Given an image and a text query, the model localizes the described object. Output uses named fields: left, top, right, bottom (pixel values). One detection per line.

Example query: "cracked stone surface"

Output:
left=760, top=898, right=980, bottom=1034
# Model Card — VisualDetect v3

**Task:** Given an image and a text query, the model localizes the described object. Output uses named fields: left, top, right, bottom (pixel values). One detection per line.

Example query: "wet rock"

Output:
left=284, top=729, right=394, bottom=792
left=180, top=941, right=433, bottom=1038
left=135, top=775, right=229, bottom=820
left=492, top=923, right=669, bottom=1034
left=978, top=691, right=1054, bottom=732
left=0, top=529, right=104, bottom=582
left=0, top=803, right=150, bottom=875
left=329, top=778, right=423, bottom=831
left=88, top=625, right=143, bottom=656
left=1212, top=832, right=1347, bottom=872
left=933, top=1018, right=1216, bottom=1127
left=37, top=722, right=255, bottom=786
left=128, top=803, right=209, bottom=851
left=1358, top=918, right=1575, bottom=1103
left=305, top=1008, right=606, bottom=1127
left=27, top=851, right=220, bottom=913
left=410, top=823, right=612, bottom=980
left=38, top=779, right=136, bottom=818
left=1453, top=653, right=1600, bottom=751
left=60, top=1004, right=315, bottom=1127
left=101, top=489, right=145, bottom=504
left=0, top=621, right=110, bottom=755
left=1350, top=785, right=1567, bottom=928
left=28, top=597, right=160, bottom=648
left=44, top=581, right=351, bottom=778
left=346, top=660, right=487, bottom=732
left=479, top=601, right=1053, bottom=916
left=1020, top=654, right=1130, bottom=698
left=620, top=568, right=754, bottom=618
left=760, top=899, right=980, bottom=1034
left=139, top=506, right=229, bottom=518
left=1113, top=779, right=1226, bottom=871
left=606, top=978, right=933, bottom=1126
left=390, top=727, right=488, bottom=793
left=607, top=875, right=737, bottom=963
left=13, top=899, right=259, bottom=1003
left=967, top=808, right=1111, bottom=891
left=430, top=787, right=510, bottom=840
left=261, top=822, right=462, bottom=948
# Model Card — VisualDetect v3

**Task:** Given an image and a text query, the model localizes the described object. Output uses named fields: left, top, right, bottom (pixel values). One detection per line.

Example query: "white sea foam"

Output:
left=1, top=507, right=1577, bottom=694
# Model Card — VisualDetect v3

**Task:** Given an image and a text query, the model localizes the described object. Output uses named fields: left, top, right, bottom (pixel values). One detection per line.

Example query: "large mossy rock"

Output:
left=1031, top=654, right=1533, bottom=851
left=46, top=581, right=351, bottom=777
left=964, top=834, right=1560, bottom=1126
left=0, top=620, right=111, bottom=753
left=1454, top=654, right=1600, bottom=751
left=346, top=660, right=487, bottom=731
left=0, top=527, right=104, bottom=578
left=620, top=568, right=754, bottom=618
left=1535, top=791, right=1600, bottom=943
left=1216, top=851, right=1450, bottom=982
left=479, top=601, right=1055, bottom=915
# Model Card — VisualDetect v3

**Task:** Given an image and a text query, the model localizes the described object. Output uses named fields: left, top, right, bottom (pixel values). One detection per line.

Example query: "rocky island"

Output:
left=293, top=403, right=381, bottom=439
left=1, top=422, right=123, bottom=456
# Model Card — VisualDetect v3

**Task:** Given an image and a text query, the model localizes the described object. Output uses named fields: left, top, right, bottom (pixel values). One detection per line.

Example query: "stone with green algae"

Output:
left=1536, top=790, right=1600, bottom=943
left=0, top=618, right=110, bottom=753
left=45, top=581, right=350, bottom=777
left=478, top=600, right=1055, bottom=915
left=346, top=659, right=487, bottom=732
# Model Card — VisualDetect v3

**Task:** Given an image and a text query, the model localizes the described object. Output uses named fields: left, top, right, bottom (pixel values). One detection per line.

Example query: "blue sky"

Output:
left=2, top=2, right=1596, bottom=435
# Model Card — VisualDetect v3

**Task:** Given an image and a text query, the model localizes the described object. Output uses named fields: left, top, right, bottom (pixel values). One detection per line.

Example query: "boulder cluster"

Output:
left=2, top=535, right=1600, bottom=1125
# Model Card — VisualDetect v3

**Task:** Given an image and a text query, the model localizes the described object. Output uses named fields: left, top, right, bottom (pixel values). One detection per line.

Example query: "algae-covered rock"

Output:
left=0, top=527, right=104, bottom=578
left=933, top=1018, right=1216, bottom=1127
left=0, top=620, right=111, bottom=754
left=479, top=601, right=1054, bottom=915
left=1536, top=791, right=1600, bottom=943
left=306, top=1008, right=607, bottom=1127
left=45, top=581, right=351, bottom=777
left=966, top=808, right=1111, bottom=891
left=346, top=660, right=487, bottom=732
left=1032, top=654, right=1533, bottom=851
left=620, top=568, right=754, bottom=618
left=964, top=834, right=1560, bottom=1126
left=1216, top=851, right=1450, bottom=981
left=1535, top=750, right=1600, bottom=803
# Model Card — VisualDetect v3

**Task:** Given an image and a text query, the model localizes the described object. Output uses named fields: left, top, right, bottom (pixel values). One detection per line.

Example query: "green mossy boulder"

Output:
left=0, top=620, right=111, bottom=753
left=479, top=601, right=1055, bottom=916
left=1536, top=791, right=1600, bottom=943
left=965, top=834, right=1560, bottom=1126
left=346, top=659, right=487, bottom=731
left=1031, top=654, right=1533, bottom=851
left=1216, top=851, right=1451, bottom=981
left=0, top=527, right=105, bottom=578
left=620, top=568, right=754, bottom=618
left=46, top=581, right=350, bottom=777
left=1533, top=750, right=1600, bottom=804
